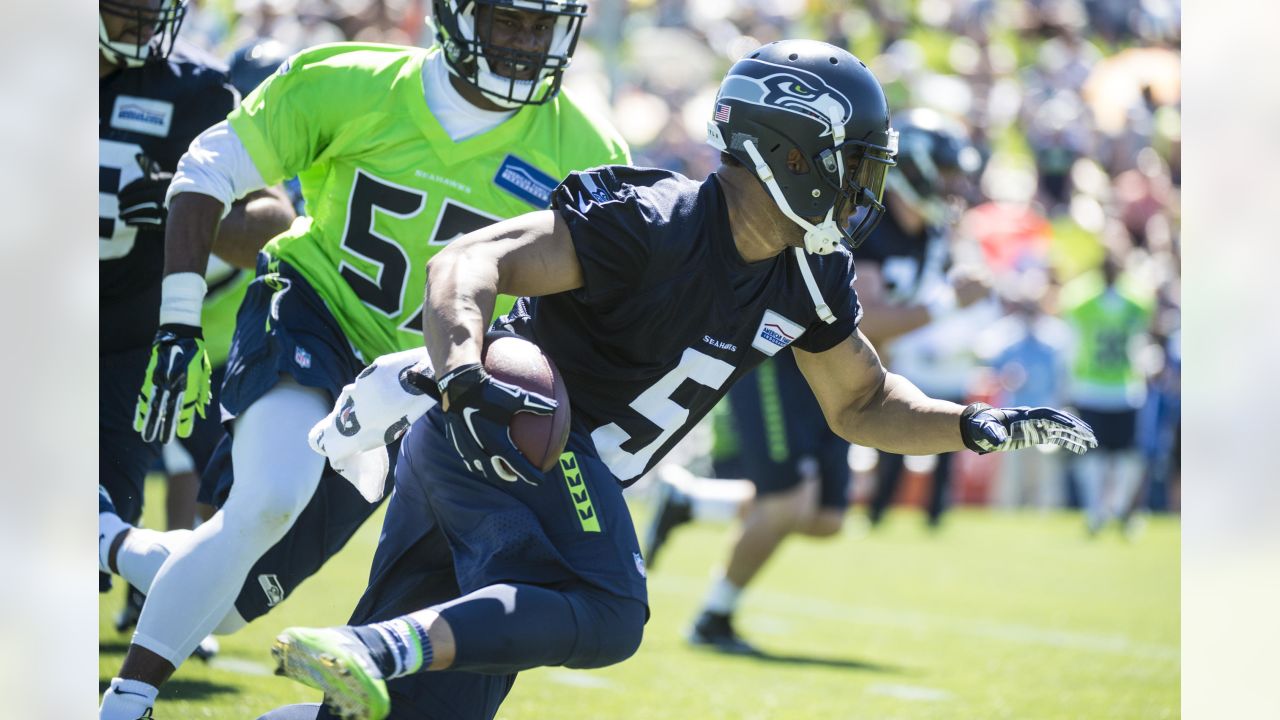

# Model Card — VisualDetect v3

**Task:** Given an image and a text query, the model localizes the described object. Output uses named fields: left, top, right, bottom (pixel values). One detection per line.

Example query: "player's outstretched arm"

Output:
left=794, top=331, right=1097, bottom=456
left=422, top=209, right=584, bottom=484
left=796, top=330, right=968, bottom=455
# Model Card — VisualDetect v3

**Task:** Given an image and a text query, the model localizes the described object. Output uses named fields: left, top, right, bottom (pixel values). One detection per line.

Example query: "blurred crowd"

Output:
left=185, top=0, right=1181, bottom=517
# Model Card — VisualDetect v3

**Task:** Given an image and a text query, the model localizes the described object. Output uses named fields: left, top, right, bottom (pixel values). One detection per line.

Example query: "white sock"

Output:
left=99, top=511, right=132, bottom=574
left=131, top=378, right=330, bottom=666
left=99, top=677, right=158, bottom=720
left=115, top=527, right=193, bottom=594
left=702, top=575, right=743, bottom=615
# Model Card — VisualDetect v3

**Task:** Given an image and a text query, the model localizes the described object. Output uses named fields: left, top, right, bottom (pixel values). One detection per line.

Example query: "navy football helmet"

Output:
left=432, top=0, right=587, bottom=108
left=888, top=108, right=982, bottom=225
left=708, top=40, right=898, bottom=253
left=99, top=0, right=187, bottom=68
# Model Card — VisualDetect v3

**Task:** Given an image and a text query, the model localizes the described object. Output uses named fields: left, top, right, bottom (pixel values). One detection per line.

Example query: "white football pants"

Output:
left=128, top=377, right=330, bottom=665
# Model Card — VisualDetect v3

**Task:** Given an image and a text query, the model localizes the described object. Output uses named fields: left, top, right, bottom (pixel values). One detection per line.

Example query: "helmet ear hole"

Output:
left=785, top=148, right=810, bottom=175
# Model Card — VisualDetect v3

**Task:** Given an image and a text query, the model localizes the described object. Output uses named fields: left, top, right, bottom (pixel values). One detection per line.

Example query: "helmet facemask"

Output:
left=818, top=138, right=896, bottom=250
left=435, top=0, right=586, bottom=108
left=99, top=0, right=187, bottom=69
left=732, top=125, right=896, bottom=255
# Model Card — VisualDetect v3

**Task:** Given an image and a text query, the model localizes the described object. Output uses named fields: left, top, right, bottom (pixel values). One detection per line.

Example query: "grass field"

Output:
left=100, top=476, right=1179, bottom=719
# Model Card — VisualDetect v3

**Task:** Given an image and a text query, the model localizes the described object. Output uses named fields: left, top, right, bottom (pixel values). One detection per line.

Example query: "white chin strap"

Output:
left=740, top=139, right=843, bottom=256
left=736, top=138, right=837, bottom=324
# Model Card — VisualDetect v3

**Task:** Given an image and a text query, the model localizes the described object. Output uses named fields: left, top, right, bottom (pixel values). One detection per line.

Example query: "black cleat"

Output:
left=688, top=611, right=761, bottom=655
left=642, top=474, right=692, bottom=571
left=115, top=585, right=146, bottom=633
left=191, top=635, right=220, bottom=662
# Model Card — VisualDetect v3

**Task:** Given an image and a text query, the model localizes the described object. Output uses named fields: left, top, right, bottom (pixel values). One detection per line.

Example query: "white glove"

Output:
left=309, top=348, right=439, bottom=502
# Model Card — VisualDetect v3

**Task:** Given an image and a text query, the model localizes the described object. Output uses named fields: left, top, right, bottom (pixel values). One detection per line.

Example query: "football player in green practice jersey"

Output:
left=99, top=0, right=628, bottom=715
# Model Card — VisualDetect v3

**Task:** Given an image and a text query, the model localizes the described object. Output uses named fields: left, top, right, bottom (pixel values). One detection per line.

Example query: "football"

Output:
left=481, top=330, right=572, bottom=472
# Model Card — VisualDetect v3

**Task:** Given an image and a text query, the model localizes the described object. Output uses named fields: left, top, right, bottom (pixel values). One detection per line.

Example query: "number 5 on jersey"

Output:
left=591, top=348, right=735, bottom=480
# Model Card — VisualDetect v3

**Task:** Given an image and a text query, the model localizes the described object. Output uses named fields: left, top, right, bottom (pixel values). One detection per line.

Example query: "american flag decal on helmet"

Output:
left=714, top=103, right=732, bottom=123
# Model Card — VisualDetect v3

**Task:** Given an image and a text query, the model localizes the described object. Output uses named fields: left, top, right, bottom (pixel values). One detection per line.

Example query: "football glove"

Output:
left=308, top=348, right=440, bottom=502
left=960, top=403, right=1097, bottom=455
left=116, top=154, right=172, bottom=229
left=438, top=363, right=557, bottom=486
left=134, top=324, right=212, bottom=444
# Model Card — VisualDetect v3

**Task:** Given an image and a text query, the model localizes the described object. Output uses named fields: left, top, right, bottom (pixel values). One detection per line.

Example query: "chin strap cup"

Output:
left=803, top=222, right=842, bottom=255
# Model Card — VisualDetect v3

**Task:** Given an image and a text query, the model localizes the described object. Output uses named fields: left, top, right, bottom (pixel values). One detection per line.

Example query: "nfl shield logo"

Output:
left=258, top=574, right=285, bottom=607
left=294, top=346, right=312, bottom=368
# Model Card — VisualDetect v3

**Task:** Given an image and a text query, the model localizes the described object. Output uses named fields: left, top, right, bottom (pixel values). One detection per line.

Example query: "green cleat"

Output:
left=272, top=627, right=391, bottom=720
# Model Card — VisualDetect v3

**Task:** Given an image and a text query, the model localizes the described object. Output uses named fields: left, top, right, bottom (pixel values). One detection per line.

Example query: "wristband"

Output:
left=436, top=363, right=485, bottom=406
left=959, top=402, right=994, bottom=454
left=159, top=272, right=208, bottom=327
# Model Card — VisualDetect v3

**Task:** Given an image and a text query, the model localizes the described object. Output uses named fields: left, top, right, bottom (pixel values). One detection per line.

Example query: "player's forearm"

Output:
left=423, top=243, right=500, bottom=381
left=213, top=186, right=295, bottom=269
left=836, top=372, right=968, bottom=454
left=163, top=192, right=224, bottom=277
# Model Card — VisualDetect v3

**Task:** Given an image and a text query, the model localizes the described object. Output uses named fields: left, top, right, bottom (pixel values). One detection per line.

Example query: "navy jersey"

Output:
left=100, top=41, right=238, bottom=354
left=503, top=166, right=862, bottom=485
left=853, top=205, right=948, bottom=306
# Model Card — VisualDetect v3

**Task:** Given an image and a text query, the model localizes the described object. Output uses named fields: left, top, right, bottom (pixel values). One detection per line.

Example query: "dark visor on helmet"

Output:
left=816, top=140, right=896, bottom=248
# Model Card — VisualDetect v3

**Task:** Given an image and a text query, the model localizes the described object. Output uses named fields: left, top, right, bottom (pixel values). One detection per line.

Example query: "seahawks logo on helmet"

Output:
left=718, top=60, right=854, bottom=136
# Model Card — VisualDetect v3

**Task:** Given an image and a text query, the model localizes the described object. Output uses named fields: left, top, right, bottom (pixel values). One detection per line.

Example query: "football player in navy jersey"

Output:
left=98, top=1, right=294, bottom=716
left=850, top=109, right=991, bottom=529
left=261, top=40, right=1095, bottom=720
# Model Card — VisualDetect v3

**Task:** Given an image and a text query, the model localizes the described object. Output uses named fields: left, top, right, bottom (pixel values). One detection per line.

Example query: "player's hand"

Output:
left=134, top=324, right=212, bottom=444
left=438, top=363, right=557, bottom=485
left=116, top=154, right=173, bottom=229
left=960, top=403, right=1097, bottom=455
left=308, top=348, right=440, bottom=502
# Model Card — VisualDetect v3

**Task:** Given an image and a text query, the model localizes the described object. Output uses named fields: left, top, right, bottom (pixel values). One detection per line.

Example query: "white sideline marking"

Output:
left=545, top=670, right=618, bottom=689
left=868, top=683, right=954, bottom=702
left=649, top=576, right=1179, bottom=661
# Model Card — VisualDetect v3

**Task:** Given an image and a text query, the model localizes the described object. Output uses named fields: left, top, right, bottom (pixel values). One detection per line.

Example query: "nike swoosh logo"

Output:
left=462, top=407, right=482, bottom=443
left=108, top=681, right=146, bottom=696
left=577, top=193, right=592, bottom=214
left=167, top=346, right=182, bottom=369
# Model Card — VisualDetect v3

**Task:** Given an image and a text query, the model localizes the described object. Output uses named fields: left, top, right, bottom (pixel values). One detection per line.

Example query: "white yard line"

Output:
left=649, top=575, right=1179, bottom=661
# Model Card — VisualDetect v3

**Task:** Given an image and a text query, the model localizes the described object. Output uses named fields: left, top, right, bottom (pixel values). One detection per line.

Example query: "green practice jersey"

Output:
left=228, top=42, right=630, bottom=360
left=1062, top=280, right=1152, bottom=388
